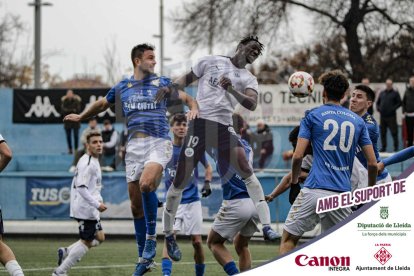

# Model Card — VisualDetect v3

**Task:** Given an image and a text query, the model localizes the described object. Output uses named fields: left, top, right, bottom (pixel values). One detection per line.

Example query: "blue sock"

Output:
left=195, top=263, right=205, bottom=276
left=223, top=261, right=239, bottom=275
left=133, top=217, right=146, bottom=257
left=142, top=191, right=158, bottom=236
left=161, top=258, right=172, bottom=276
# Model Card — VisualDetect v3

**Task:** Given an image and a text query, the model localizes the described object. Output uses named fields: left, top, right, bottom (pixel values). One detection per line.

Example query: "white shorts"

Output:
left=377, top=173, right=392, bottom=184
left=173, top=201, right=203, bottom=236
left=351, top=158, right=393, bottom=192
left=212, top=198, right=259, bottom=242
left=284, top=187, right=352, bottom=236
left=125, top=137, right=172, bottom=183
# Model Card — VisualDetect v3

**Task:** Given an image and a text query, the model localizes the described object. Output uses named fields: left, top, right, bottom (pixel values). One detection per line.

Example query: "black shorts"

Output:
left=0, top=209, right=3, bottom=235
left=76, top=219, right=102, bottom=241
left=173, top=118, right=246, bottom=188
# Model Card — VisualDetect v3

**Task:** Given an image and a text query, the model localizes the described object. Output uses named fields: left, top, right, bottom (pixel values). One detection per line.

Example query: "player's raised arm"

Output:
left=219, top=78, right=258, bottom=111
left=178, top=90, right=199, bottom=121
left=155, top=71, right=199, bottom=103
left=64, top=97, right=113, bottom=123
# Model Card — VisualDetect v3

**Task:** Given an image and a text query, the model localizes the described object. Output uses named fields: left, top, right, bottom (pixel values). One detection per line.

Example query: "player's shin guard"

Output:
left=142, top=191, right=158, bottom=237
left=244, top=174, right=271, bottom=226
left=163, top=185, right=183, bottom=236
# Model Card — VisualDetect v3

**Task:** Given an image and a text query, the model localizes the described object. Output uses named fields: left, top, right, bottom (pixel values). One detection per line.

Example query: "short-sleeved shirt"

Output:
left=106, top=74, right=173, bottom=140
left=70, top=154, right=103, bottom=220
left=355, top=113, right=389, bottom=181
left=299, top=104, right=372, bottom=192
left=164, top=145, right=208, bottom=204
left=192, top=56, right=259, bottom=125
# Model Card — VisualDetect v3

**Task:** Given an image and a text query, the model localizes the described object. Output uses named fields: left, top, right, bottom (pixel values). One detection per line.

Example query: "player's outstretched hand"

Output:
left=201, top=182, right=212, bottom=197
left=186, top=109, right=199, bottom=121
left=155, top=86, right=171, bottom=103
left=265, top=194, right=274, bottom=203
left=98, top=203, right=107, bottom=212
left=377, top=162, right=385, bottom=175
left=63, top=114, right=81, bottom=123
left=218, top=76, right=233, bottom=91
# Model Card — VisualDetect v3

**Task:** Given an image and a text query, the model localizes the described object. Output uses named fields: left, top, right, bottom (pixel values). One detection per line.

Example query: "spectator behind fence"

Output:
left=376, top=79, right=402, bottom=152
left=69, top=117, right=101, bottom=173
left=101, top=119, right=118, bottom=171
left=253, top=119, right=274, bottom=169
left=61, top=89, right=82, bottom=154
left=361, top=78, right=374, bottom=115
left=403, top=76, right=414, bottom=147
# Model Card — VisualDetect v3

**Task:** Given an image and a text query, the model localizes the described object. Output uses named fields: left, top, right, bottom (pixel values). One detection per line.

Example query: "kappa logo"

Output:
left=83, top=95, right=115, bottom=117
left=25, top=96, right=60, bottom=118
left=380, top=206, right=389, bottom=219
left=374, top=247, right=392, bottom=265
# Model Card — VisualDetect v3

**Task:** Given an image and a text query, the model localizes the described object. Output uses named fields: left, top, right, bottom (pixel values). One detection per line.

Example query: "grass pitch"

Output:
left=0, top=237, right=279, bottom=275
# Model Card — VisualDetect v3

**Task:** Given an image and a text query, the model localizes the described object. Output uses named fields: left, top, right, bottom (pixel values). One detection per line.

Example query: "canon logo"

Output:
left=295, top=254, right=350, bottom=267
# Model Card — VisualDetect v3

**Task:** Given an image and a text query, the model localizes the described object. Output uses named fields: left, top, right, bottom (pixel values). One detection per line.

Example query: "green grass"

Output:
left=0, top=237, right=279, bottom=275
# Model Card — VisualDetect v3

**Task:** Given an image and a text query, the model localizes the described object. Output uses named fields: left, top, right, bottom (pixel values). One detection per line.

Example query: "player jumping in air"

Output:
left=155, top=36, right=279, bottom=262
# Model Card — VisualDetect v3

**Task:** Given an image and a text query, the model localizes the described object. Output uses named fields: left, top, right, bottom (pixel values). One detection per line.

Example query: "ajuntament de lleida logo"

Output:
left=380, top=206, right=389, bottom=219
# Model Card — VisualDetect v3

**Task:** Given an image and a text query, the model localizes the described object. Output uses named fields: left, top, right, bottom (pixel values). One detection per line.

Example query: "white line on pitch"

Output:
left=0, top=260, right=269, bottom=273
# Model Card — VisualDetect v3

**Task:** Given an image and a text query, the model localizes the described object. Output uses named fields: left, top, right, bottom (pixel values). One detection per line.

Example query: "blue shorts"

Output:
left=76, top=219, right=102, bottom=241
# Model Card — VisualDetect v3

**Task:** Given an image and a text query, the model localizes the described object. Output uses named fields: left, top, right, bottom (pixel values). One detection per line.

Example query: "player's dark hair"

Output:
left=237, top=35, right=264, bottom=55
left=170, top=113, right=187, bottom=126
left=288, top=126, right=300, bottom=149
left=86, top=130, right=102, bottom=143
left=318, top=70, right=349, bottom=102
left=131, top=43, right=155, bottom=67
left=354, top=85, right=375, bottom=101
left=232, top=113, right=246, bottom=135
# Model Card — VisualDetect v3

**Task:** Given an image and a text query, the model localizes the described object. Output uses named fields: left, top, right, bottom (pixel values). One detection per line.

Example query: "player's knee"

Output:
left=139, top=181, right=154, bottom=193
left=97, top=232, right=105, bottom=243
left=192, top=239, right=202, bottom=250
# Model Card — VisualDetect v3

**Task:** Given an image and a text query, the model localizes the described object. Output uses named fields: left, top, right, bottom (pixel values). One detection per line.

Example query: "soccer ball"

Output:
left=288, top=71, right=314, bottom=98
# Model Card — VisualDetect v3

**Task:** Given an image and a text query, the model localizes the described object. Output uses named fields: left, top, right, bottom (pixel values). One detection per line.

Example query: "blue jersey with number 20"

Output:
left=299, top=104, right=372, bottom=192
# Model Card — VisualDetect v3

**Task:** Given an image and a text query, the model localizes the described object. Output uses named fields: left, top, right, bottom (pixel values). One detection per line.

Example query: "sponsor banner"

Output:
left=13, top=88, right=116, bottom=123
left=237, top=83, right=407, bottom=126
left=26, top=177, right=72, bottom=218
left=243, top=172, right=414, bottom=275
left=25, top=176, right=225, bottom=220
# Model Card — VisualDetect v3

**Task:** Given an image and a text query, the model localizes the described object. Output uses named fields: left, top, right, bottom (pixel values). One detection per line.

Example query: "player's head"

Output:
left=88, top=117, right=98, bottom=128
left=350, top=85, right=375, bottom=116
left=170, top=113, right=188, bottom=139
left=318, top=70, right=349, bottom=102
left=131, top=43, right=156, bottom=74
left=86, top=131, right=103, bottom=157
left=235, top=35, right=264, bottom=64
left=232, top=113, right=248, bottom=135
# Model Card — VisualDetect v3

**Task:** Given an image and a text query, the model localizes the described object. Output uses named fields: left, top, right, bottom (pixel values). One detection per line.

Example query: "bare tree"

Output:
left=103, top=37, right=122, bottom=84
left=171, top=0, right=414, bottom=81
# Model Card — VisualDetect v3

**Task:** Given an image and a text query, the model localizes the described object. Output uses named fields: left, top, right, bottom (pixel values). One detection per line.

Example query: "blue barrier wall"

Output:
left=0, top=172, right=290, bottom=222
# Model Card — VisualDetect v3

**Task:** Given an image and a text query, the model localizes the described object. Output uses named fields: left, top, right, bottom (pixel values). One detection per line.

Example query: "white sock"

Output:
left=56, top=241, right=88, bottom=274
left=90, top=239, right=100, bottom=247
left=5, top=260, right=24, bottom=276
left=244, top=174, right=271, bottom=226
left=67, top=240, right=81, bottom=253
left=163, top=185, right=183, bottom=235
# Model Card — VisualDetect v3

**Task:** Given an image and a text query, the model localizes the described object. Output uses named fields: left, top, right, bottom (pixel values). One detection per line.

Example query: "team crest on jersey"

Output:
left=127, top=82, right=133, bottom=88
left=185, top=148, right=194, bottom=157
left=151, top=79, right=160, bottom=87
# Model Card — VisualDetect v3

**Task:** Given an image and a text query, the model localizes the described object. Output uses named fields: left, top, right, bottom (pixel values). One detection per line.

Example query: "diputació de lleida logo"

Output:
left=380, top=206, right=389, bottom=219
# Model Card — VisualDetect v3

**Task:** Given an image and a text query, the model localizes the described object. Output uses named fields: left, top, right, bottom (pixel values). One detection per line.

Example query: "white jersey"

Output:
left=192, top=55, right=259, bottom=125
left=70, top=154, right=103, bottom=220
